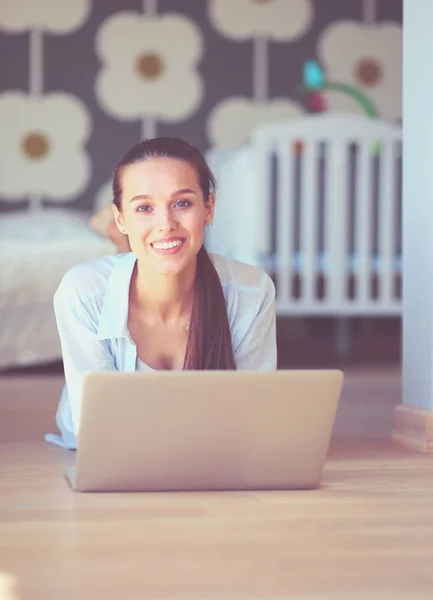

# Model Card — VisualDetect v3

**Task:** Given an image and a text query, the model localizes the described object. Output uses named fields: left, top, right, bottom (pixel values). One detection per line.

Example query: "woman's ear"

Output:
left=205, top=193, right=215, bottom=226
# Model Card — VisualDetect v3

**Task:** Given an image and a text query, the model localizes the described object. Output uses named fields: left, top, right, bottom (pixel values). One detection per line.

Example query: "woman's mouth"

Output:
left=150, top=237, right=186, bottom=255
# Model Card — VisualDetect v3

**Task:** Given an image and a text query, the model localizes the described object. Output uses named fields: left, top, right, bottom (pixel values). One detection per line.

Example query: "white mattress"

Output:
left=0, top=209, right=116, bottom=371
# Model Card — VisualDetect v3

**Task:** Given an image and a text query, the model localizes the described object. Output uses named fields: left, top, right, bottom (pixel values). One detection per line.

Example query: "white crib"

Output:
left=206, top=114, right=402, bottom=323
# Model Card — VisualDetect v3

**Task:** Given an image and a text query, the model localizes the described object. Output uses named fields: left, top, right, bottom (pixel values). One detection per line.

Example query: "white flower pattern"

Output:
left=0, top=0, right=90, bottom=34
left=0, top=92, right=91, bottom=201
left=95, top=12, right=204, bottom=122
left=207, top=97, right=304, bottom=148
left=208, top=0, right=313, bottom=41
left=317, top=21, right=402, bottom=119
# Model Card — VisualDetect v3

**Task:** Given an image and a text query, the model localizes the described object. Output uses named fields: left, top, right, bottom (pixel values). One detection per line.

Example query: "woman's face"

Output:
left=113, top=157, right=214, bottom=276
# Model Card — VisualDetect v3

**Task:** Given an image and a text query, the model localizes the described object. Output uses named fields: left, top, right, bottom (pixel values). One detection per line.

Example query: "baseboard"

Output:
left=392, top=404, right=433, bottom=454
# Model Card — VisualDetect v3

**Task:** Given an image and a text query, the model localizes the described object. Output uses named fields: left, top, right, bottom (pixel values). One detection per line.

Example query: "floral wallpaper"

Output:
left=0, top=0, right=402, bottom=213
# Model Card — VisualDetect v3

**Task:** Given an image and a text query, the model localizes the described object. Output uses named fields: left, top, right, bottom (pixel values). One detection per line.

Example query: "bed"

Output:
left=0, top=208, right=115, bottom=371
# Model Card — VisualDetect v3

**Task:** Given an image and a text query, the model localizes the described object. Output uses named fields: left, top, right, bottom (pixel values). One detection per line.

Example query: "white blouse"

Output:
left=45, top=251, right=277, bottom=449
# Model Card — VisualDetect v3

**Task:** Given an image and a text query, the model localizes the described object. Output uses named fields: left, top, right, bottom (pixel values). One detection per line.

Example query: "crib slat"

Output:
left=355, top=142, right=373, bottom=306
left=325, top=141, right=347, bottom=309
left=379, top=141, right=397, bottom=306
left=300, top=140, right=319, bottom=304
left=276, top=140, right=293, bottom=302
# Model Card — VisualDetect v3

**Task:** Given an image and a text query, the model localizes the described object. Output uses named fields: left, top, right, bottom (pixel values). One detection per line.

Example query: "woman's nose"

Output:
left=155, top=208, right=177, bottom=233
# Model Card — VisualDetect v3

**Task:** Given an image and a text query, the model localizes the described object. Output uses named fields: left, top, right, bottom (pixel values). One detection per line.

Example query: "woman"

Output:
left=46, top=137, right=277, bottom=450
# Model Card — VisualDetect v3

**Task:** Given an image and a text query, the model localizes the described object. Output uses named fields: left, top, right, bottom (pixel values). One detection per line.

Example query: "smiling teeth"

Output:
left=153, top=240, right=182, bottom=250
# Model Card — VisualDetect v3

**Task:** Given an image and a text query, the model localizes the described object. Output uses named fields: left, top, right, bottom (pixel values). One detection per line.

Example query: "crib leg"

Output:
left=334, top=317, right=351, bottom=359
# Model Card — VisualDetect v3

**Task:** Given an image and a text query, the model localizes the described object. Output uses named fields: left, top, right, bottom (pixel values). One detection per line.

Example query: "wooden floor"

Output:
left=1, top=369, right=433, bottom=599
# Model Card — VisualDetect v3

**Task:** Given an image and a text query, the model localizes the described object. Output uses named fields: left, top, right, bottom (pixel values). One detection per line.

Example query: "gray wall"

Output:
left=402, top=0, right=433, bottom=411
left=0, top=0, right=402, bottom=213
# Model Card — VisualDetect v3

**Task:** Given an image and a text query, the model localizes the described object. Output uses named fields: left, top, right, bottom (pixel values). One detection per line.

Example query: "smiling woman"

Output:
left=46, top=137, right=277, bottom=450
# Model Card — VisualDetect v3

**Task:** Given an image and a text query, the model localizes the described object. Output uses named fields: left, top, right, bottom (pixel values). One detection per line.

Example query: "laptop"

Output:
left=65, top=369, right=344, bottom=493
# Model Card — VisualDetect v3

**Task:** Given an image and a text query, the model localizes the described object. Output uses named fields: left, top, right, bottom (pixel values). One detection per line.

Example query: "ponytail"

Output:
left=183, top=246, right=236, bottom=370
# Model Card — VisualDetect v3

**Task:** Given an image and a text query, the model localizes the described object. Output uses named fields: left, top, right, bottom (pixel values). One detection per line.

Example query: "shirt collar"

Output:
left=96, top=252, right=137, bottom=341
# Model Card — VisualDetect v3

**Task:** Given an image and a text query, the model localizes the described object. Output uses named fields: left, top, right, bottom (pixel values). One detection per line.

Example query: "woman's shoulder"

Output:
left=54, top=253, right=132, bottom=304
left=210, top=252, right=274, bottom=297
left=210, top=254, right=276, bottom=345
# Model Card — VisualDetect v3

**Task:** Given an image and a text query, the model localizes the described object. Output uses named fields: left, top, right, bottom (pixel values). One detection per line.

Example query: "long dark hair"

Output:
left=112, top=137, right=236, bottom=371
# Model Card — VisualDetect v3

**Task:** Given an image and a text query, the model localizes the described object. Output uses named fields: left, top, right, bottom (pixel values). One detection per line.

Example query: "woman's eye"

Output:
left=175, top=199, right=191, bottom=208
left=136, top=204, right=152, bottom=212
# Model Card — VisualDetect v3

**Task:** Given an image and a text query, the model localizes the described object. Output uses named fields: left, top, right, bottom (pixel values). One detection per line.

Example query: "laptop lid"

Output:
left=70, top=369, right=343, bottom=493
